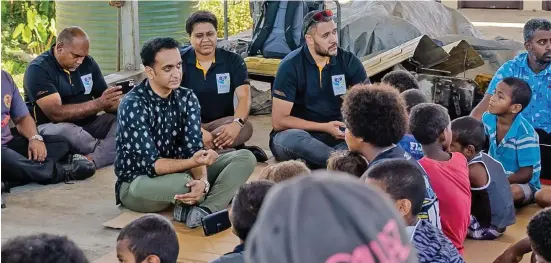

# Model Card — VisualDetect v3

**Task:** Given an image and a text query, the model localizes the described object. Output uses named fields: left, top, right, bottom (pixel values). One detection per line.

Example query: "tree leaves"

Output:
left=12, top=24, right=24, bottom=38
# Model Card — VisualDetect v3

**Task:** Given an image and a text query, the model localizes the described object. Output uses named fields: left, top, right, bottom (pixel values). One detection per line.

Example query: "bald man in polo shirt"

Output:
left=24, top=26, right=122, bottom=169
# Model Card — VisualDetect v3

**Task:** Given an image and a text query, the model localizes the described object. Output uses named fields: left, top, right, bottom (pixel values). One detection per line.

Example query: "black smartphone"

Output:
left=116, top=80, right=135, bottom=94
left=201, top=209, right=231, bottom=236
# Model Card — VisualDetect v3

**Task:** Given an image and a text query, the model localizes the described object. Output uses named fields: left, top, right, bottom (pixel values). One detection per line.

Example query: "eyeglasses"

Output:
left=304, top=9, right=334, bottom=35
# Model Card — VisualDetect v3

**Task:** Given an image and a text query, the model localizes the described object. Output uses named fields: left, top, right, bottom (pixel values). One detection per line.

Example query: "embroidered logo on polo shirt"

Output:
left=216, top=73, right=230, bottom=94
left=81, top=73, right=93, bottom=94
left=332, top=74, right=346, bottom=96
left=3, top=94, right=11, bottom=108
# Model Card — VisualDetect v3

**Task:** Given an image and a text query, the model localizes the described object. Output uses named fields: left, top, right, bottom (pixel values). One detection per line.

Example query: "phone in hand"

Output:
left=116, top=80, right=135, bottom=94
left=339, top=126, right=346, bottom=132
left=201, top=209, right=231, bottom=236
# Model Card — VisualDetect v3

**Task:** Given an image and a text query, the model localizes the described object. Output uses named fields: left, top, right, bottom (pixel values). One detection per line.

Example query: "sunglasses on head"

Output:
left=305, top=9, right=334, bottom=34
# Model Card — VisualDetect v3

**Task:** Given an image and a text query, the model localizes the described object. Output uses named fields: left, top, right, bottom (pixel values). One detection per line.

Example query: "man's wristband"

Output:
left=233, top=118, right=245, bottom=128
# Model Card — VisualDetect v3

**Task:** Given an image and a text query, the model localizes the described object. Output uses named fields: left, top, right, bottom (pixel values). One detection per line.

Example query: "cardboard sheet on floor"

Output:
left=102, top=210, right=172, bottom=229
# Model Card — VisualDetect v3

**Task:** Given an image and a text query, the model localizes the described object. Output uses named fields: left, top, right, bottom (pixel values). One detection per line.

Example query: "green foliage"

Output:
left=10, top=1, right=57, bottom=55
left=197, top=0, right=253, bottom=38
left=2, top=1, right=56, bottom=90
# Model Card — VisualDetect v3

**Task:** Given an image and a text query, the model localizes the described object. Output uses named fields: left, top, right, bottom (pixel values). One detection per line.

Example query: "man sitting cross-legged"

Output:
left=269, top=9, right=369, bottom=169
left=24, top=26, right=121, bottom=169
left=1, top=70, right=95, bottom=188
left=115, top=37, right=256, bottom=228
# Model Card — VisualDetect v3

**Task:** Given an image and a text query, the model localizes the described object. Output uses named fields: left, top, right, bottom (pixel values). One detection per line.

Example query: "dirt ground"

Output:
left=1, top=8, right=548, bottom=262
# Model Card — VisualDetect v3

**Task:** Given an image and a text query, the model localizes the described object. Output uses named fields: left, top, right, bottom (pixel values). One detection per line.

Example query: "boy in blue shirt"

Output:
left=482, top=77, right=541, bottom=207
left=398, top=89, right=428, bottom=160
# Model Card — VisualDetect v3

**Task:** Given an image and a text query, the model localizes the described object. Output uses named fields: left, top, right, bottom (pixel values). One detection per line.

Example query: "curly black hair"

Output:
left=140, top=37, right=181, bottom=67
left=231, top=180, right=275, bottom=241
left=527, top=207, right=551, bottom=261
left=382, top=70, right=419, bottom=93
left=117, top=214, right=179, bottom=263
left=451, top=116, right=486, bottom=152
left=409, top=103, right=450, bottom=145
left=400, top=89, right=429, bottom=114
left=1, top=233, right=88, bottom=263
left=186, top=10, right=218, bottom=35
left=342, top=83, right=408, bottom=147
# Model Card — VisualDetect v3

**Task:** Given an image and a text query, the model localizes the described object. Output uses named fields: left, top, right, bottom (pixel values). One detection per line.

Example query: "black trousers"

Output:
left=1, top=135, right=70, bottom=185
left=537, top=129, right=551, bottom=181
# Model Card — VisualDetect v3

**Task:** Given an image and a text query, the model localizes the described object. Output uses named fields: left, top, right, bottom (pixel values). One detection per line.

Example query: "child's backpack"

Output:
left=248, top=0, right=323, bottom=59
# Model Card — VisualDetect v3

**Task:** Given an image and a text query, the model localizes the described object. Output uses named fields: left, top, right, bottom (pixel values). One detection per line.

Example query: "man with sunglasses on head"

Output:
left=269, top=9, right=369, bottom=169
left=180, top=11, right=268, bottom=163
left=23, top=26, right=121, bottom=170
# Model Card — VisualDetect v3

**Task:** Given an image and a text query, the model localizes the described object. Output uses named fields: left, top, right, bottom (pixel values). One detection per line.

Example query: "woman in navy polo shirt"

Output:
left=180, top=11, right=267, bottom=162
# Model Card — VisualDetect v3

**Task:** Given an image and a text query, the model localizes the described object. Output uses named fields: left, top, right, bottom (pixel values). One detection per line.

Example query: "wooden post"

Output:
left=120, top=1, right=141, bottom=71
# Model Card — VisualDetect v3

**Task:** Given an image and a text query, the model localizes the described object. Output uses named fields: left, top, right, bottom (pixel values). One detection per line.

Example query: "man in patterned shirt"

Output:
left=115, top=37, right=256, bottom=228
left=471, top=18, right=551, bottom=183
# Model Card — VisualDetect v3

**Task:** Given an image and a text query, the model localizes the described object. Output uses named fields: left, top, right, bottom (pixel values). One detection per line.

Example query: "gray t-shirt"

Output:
left=1, top=70, right=29, bottom=145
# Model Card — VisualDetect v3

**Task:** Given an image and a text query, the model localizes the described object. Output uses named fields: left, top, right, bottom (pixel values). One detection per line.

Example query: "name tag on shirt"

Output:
left=332, top=74, right=346, bottom=96
left=216, top=73, right=231, bottom=94
left=81, top=73, right=93, bottom=94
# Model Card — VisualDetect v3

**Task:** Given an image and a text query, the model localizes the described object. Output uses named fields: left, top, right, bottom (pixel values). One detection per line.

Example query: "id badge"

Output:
left=216, top=73, right=231, bottom=94
left=331, top=74, right=346, bottom=96
left=81, top=73, right=93, bottom=94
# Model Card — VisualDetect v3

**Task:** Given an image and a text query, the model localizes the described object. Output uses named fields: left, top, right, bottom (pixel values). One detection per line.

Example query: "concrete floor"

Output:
left=1, top=8, right=549, bottom=262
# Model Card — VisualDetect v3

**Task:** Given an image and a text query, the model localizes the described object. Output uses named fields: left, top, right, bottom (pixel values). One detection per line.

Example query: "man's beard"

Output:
left=533, top=51, right=551, bottom=67
left=314, top=42, right=336, bottom=57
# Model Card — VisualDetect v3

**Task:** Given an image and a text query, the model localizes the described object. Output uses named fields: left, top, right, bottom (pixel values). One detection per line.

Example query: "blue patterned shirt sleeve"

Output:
left=177, top=90, right=204, bottom=159
left=118, top=97, right=160, bottom=178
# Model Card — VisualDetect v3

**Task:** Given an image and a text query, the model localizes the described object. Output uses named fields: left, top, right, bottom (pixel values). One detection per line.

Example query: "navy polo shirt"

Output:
left=271, top=44, right=368, bottom=123
left=23, top=46, right=108, bottom=126
left=180, top=47, right=249, bottom=123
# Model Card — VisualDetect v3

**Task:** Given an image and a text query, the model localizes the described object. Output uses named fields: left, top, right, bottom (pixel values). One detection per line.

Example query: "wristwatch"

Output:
left=233, top=118, right=245, bottom=128
left=203, top=180, right=210, bottom=194
left=29, top=134, right=44, bottom=142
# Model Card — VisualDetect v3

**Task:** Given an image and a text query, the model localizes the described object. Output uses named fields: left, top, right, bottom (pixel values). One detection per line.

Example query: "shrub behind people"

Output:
left=213, top=180, right=275, bottom=263
left=259, top=160, right=310, bottom=183
left=116, top=214, right=179, bottom=263
left=1, top=233, right=88, bottom=263
left=365, top=159, right=465, bottom=263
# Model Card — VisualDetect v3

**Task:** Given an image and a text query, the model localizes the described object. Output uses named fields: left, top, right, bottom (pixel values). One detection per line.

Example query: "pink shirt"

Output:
left=419, top=152, right=471, bottom=255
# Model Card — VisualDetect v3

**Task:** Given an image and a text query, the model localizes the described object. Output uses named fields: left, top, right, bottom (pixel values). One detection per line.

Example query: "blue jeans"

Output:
left=269, top=129, right=348, bottom=168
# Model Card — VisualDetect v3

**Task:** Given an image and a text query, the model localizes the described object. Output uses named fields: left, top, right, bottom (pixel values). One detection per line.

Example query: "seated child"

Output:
left=116, top=214, right=179, bottom=263
left=493, top=207, right=551, bottom=263
left=483, top=77, right=541, bottom=207
left=259, top=160, right=310, bottom=183
left=2, top=233, right=88, bottom=263
left=382, top=69, right=419, bottom=93
left=409, top=103, right=471, bottom=254
left=327, top=150, right=368, bottom=177
left=398, top=89, right=429, bottom=160
left=342, top=83, right=441, bottom=230
left=213, top=180, right=275, bottom=263
left=365, top=159, right=464, bottom=263
left=535, top=188, right=551, bottom=208
left=450, top=116, right=515, bottom=240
